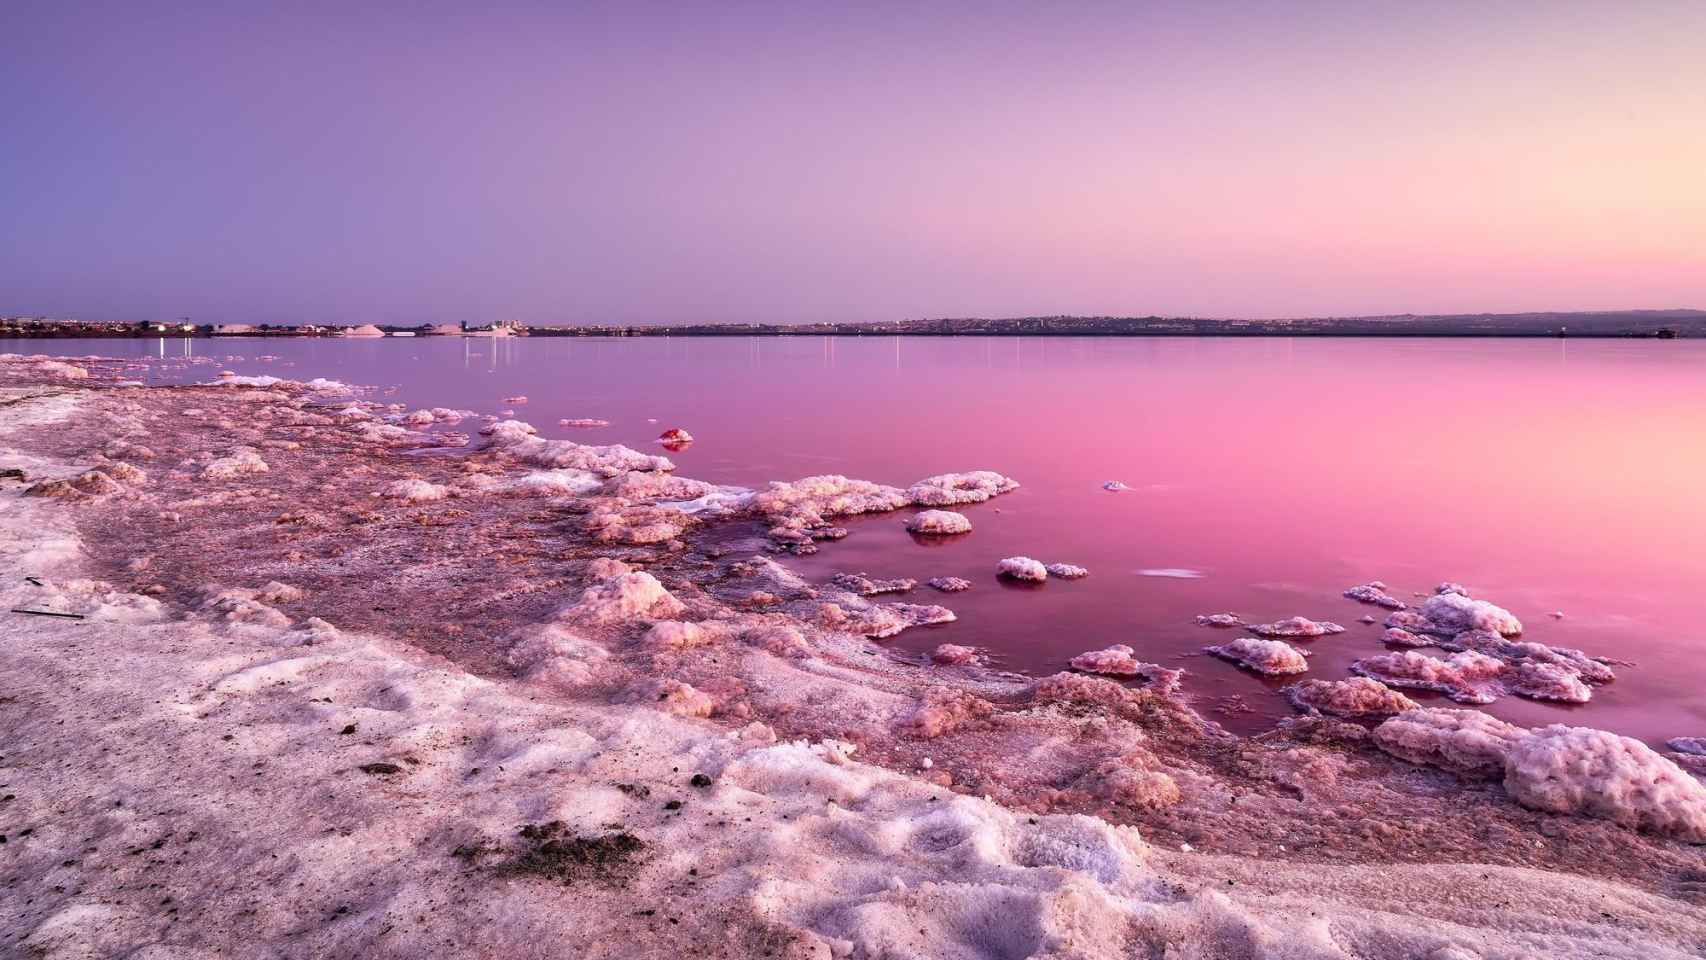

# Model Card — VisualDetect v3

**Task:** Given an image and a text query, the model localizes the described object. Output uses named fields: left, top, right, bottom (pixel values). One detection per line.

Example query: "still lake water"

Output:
left=10, top=335, right=1706, bottom=746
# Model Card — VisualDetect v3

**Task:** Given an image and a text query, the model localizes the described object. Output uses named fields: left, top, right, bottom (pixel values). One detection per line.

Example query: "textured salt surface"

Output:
left=5, top=368, right=1706, bottom=957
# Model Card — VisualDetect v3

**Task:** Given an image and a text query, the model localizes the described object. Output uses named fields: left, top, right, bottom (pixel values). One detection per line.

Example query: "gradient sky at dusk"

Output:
left=3, top=1, right=1702, bottom=325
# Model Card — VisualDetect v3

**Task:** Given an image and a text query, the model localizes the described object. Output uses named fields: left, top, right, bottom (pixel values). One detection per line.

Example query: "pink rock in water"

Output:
left=1418, top=591, right=1522, bottom=636
left=1069, top=644, right=1145, bottom=676
left=1382, top=627, right=1433, bottom=647
left=1045, top=563, right=1088, bottom=579
left=1350, top=650, right=1504, bottom=704
left=657, top=427, right=694, bottom=449
left=926, top=577, right=972, bottom=593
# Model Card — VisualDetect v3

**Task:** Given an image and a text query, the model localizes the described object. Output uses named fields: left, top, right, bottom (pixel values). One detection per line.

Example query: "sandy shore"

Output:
left=3, top=362, right=1705, bottom=959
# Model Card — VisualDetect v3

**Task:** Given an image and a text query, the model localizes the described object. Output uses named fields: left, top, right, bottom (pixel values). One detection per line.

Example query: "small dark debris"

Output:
left=616, top=783, right=651, bottom=799
left=689, top=773, right=713, bottom=788
left=10, top=608, right=86, bottom=620
left=338, top=724, right=357, bottom=736
left=663, top=800, right=683, bottom=811
left=507, top=821, right=646, bottom=884
left=358, top=762, right=404, bottom=776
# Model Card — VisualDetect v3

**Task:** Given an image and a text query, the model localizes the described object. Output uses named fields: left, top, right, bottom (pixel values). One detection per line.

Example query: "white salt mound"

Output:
left=556, top=572, right=686, bottom=625
left=927, top=576, right=972, bottom=593
left=1376, top=710, right=1706, bottom=841
left=907, top=470, right=1019, bottom=506
left=1205, top=637, right=1309, bottom=675
left=1420, top=591, right=1522, bottom=636
left=1247, top=616, right=1344, bottom=638
left=381, top=479, right=450, bottom=502
left=905, top=509, right=972, bottom=535
left=1045, top=563, right=1089, bottom=579
left=1344, top=582, right=1407, bottom=610
left=997, top=556, right=1048, bottom=582
left=1286, top=677, right=1419, bottom=718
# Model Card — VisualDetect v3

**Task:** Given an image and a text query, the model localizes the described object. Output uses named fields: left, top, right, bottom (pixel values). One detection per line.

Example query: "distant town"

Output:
left=4, top=310, right=1703, bottom=339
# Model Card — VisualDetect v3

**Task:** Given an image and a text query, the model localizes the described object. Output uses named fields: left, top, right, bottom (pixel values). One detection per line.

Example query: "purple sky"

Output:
left=2, top=1, right=1702, bottom=325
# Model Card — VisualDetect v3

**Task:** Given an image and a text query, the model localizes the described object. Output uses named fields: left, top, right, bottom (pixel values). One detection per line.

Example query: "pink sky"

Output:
left=1, top=1, right=1702, bottom=324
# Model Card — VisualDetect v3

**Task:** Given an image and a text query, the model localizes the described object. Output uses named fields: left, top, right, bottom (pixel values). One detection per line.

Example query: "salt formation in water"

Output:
left=1204, top=637, right=1309, bottom=675
left=1045, top=563, right=1089, bottom=579
left=926, top=576, right=971, bottom=593
left=1343, top=582, right=1407, bottom=609
left=1102, top=480, right=1130, bottom=491
left=1138, top=568, right=1202, bottom=578
left=1417, top=591, right=1523, bottom=636
left=752, top=475, right=911, bottom=550
left=1286, top=677, right=1418, bottom=717
left=1668, top=737, right=1706, bottom=755
left=657, top=427, right=693, bottom=444
left=380, top=478, right=450, bottom=502
left=1245, top=616, right=1344, bottom=638
left=558, top=418, right=610, bottom=428
left=996, top=556, right=1048, bottom=581
left=479, top=419, right=675, bottom=476
left=828, top=572, right=917, bottom=596
left=905, top=509, right=971, bottom=535
left=907, top=470, right=1019, bottom=506
left=930, top=643, right=981, bottom=666
left=506, top=468, right=603, bottom=496
left=1351, top=650, right=1506, bottom=704
left=1375, top=709, right=1706, bottom=840
left=1436, top=581, right=1472, bottom=597
left=1067, top=645, right=1184, bottom=692
left=1382, top=627, right=1432, bottom=647
left=1194, top=613, right=1243, bottom=628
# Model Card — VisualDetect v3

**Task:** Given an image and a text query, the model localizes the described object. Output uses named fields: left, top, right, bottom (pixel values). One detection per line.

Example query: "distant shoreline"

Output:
left=4, top=308, right=1701, bottom=339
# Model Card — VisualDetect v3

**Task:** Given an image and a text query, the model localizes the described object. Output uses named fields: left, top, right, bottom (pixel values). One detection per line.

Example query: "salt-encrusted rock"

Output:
left=1344, top=583, right=1406, bottom=610
left=1070, top=645, right=1145, bottom=677
left=1436, top=581, right=1472, bottom=598
left=859, top=602, right=956, bottom=638
left=829, top=572, right=917, bottom=596
left=1350, top=650, right=1505, bottom=704
left=584, top=557, right=632, bottom=581
left=1504, top=726, right=1706, bottom=841
left=1195, top=613, right=1243, bottom=628
left=1419, top=591, right=1522, bottom=636
left=1286, top=678, right=1419, bottom=718
left=906, top=510, right=972, bottom=535
left=1246, top=616, right=1344, bottom=638
left=753, top=474, right=911, bottom=547
left=1102, top=480, right=1130, bottom=492
left=902, top=688, right=995, bottom=739
left=606, top=472, right=716, bottom=502
left=480, top=419, right=674, bottom=476
left=381, top=479, right=450, bottom=502
left=1372, top=708, right=1527, bottom=777
left=927, top=577, right=972, bottom=593
left=1045, top=563, right=1089, bottom=579
left=642, top=620, right=717, bottom=650
left=1066, top=645, right=1185, bottom=693
left=1667, top=737, right=1706, bottom=756
left=507, top=469, right=603, bottom=497
left=1385, top=609, right=1439, bottom=633
left=559, top=418, right=610, bottom=428
left=1205, top=637, right=1309, bottom=676
left=201, top=448, right=269, bottom=480
left=1445, top=631, right=1616, bottom=684
left=1382, top=627, right=1432, bottom=647
left=1505, top=660, right=1593, bottom=703
left=997, top=557, right=1048, bottom=582
left=907, top=471, right=1019, bottom=507
left=1078, top=757, right=1181, bottom=811
left=556, top=572, right=685, bottom=625
left=930, top=644, right=981, bottom=666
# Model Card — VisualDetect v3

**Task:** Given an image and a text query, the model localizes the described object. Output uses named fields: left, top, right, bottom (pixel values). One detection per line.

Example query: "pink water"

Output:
left=12, top=335, right=1706, bottom=746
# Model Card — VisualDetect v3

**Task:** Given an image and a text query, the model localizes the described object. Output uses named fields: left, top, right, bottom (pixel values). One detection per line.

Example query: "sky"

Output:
left=2, top=1, right=1703, bottom=326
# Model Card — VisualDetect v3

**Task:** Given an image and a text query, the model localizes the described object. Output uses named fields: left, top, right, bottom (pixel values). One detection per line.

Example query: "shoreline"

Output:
left=3, top=358, right=1706, bottom=957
